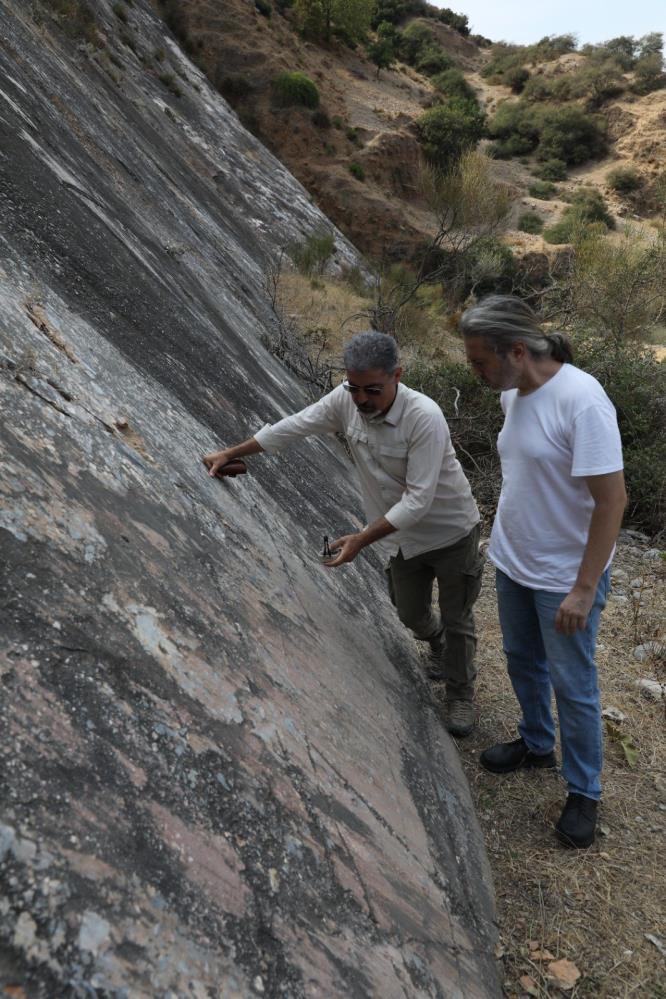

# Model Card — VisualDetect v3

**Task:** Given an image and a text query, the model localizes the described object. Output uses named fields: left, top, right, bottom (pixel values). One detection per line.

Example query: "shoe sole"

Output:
left=555, top=827, right=596, bottom=849
left=480, top=756, right=557, bottom=775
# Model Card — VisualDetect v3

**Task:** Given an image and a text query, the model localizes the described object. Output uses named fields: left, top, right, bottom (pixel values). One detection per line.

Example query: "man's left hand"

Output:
left=555, top=586, right=596, bottom=635
left=324, top=533, right=364, bottom=567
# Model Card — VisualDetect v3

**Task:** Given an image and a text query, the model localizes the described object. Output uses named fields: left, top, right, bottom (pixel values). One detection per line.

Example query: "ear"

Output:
left=511, top=341, right=526, bottom=360
left=394, top=366, right=403, bottom=382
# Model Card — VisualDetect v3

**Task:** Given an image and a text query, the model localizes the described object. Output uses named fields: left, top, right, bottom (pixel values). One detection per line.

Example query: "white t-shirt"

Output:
left=488, top=364, right=623, bottom=591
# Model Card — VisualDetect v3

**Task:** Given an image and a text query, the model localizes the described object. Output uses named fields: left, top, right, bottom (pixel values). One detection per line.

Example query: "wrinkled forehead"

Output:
left=344, top=367, right=394, bottom=386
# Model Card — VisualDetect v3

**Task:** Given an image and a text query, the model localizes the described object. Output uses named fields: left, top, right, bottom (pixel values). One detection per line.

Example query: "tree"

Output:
left=355, top=151, right=512, bottom=330
left=294, top=0, right=374, bottom=43
left=415, top=99, right=486, bottom=168
left=367, top=21, right=398, bottom=78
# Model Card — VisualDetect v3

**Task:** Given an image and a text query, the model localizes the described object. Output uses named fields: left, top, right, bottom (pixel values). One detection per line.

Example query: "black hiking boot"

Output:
left=480, top=736, right=557, bottom=774
left=425, top=631, right=445, bottom=681
left=555, top=793, right=598, bottom=848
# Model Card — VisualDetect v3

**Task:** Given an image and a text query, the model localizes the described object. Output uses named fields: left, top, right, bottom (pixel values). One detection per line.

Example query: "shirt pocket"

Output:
left=377, top=442, right=409, bottom=480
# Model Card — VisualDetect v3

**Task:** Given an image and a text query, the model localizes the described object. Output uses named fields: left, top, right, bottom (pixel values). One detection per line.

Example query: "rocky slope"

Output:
left=0, top=1, right=500, bottom=996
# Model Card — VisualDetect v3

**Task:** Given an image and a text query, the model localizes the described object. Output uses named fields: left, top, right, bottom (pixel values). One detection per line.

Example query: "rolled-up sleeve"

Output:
left=384, top=410, right=447, bottom=531
left=254, top=386, right=346, bottom=453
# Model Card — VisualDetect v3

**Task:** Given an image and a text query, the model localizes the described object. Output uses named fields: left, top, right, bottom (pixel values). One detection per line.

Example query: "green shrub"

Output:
left=311, top=109, right=331, bottom=128
left=255, top=0, right=272, bottom=15
left=521, top=74, right=555, bottom=102
left=573, top=336, right=666, bottom=535
left=332, top=115, right=344, bottom=128
left=416, top=47, right=453, bottom=76
left=505, top=65, right=529, bottom=93
left=568, top=187, right=614, bottom=227
left=518, top=211, right=544, bottom=234
left=415, top=99, right=486, bottom=167
left=532, top=158, right=567, bottom=181
left=272, top=71, right=320, bottom=108
left=543, top=189, right=614, bottom=244
left=348, top=161, right=365, bottom=180
left=632, top=52, right=666, bottom=94
left=528, top=180, right=557, bottom=199
left=607, top=166, right=642, bottom=194
left=431, top=68, right=476, bottom=101
left=288, top=228, right=335, bottom=275
left=398, top=21, right=434, bottom=64
left=543, top=218, right=576, bottom=244
left=537, top=107, right=606, bottom=165
left=488, top=101, right=542, bottom=155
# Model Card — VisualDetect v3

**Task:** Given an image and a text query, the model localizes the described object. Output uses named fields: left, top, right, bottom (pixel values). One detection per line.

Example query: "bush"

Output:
left=568, top=187, right=614, bottom=227
left=416, top=47, right=453, bottom=76
left=573, top=337, right=666, bottom=535
left=632, top=53, right=666, bottom=94
left=272, top=71, right=320, bottom=108
left=528, top=180, right=557, bottom=199
left=607, top=166, right=642, bottom=195
left=432, top=68, right=477, bottom=101
left=348, top=161, right=365, bottom=180
left=217, top=74, right=253, bottom=100
left=488, top=101, right=542, bottom=155
left=537, top=107, right=606, bottom=165
left=505, top=65, right=530, bottom=93
left=255, top=0, right=272, bottom=15
left=288, top=228, right=335, bottom=275
left=543, top=218, right=577, bottom=244
left=518, top=211, right=544, bottom=234
left=398, top=21, right=434, bottom=64
left=532, top=158, right=567, bottom=181
left=415, top=99, right=486, bottom=167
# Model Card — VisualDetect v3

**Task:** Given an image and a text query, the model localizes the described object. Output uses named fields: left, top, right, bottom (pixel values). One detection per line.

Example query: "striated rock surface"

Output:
left=0, top=2, right=499, bottom=996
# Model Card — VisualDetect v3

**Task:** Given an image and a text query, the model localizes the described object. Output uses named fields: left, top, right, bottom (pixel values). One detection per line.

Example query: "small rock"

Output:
left=253, top=976, right=265, bottom=994
left=630, top=577, right=644, bottom=588
left=655, top=776, right=666, bottom=800
left=602, top=706, right=626, bottom=723
left=13, top=912, right=37, bottom=950
left=598, top=822, right=610, bottom=836
left=633, top=642, right=666, bottom=662
left=634, top=678, right=666, bottom=699
left=609, top=594, right=628, bottom=604
left=643, top=548, right=663, bottom=560
left=612, top=567, right=628, bottom=581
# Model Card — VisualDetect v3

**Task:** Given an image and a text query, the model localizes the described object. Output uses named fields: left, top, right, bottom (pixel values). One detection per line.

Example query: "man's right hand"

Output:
left=203, top=449, right=235, bottom=477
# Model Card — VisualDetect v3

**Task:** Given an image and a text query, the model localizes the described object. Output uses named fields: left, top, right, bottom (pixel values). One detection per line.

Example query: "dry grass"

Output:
left=431, top=540, right=666, bottom=998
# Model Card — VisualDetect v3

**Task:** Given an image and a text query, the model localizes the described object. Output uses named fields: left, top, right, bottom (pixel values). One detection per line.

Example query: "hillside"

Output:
left=152, top=1, right=666, bottom=267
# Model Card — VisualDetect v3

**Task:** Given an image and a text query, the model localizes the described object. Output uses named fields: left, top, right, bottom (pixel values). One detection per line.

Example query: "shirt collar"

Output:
left=378, top=383, right=407, bottom=426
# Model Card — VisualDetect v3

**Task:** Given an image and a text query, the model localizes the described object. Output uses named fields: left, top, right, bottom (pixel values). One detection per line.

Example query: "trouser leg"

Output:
left=386, top=553, right=439, bottom=641
left=495, top=569, right=556, bottom=755
left=535, top=572, right=609, bottom=800
left=429, top=524, right=483, bottom=701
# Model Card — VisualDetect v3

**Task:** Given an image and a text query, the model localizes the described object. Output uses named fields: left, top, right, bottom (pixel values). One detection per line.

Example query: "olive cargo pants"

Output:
left=386, top=524, right=484, bottom=700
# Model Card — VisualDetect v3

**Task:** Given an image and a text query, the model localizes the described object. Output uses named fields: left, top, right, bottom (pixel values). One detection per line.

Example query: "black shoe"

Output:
left=555, top=793, right=598, bottom=848
left=480, top=737, right=557, bottom=774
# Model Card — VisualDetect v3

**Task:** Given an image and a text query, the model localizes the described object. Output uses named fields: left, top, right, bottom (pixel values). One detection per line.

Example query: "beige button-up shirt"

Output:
left=254, top=383, right=479, bottom=560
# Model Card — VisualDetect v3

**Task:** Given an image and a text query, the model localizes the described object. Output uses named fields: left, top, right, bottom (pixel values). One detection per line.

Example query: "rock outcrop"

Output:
left=0, top=2, right=499, bottom=996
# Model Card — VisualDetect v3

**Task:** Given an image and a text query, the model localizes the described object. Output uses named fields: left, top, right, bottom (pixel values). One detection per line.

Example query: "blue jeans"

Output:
left=495, top=568, right=610, bottom=800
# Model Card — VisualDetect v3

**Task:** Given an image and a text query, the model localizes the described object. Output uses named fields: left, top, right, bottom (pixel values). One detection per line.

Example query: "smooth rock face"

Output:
left=0, top=3, right=499, bottom=997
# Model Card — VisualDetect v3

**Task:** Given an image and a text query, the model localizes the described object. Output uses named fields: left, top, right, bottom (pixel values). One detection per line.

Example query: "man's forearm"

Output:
left=357, top=516, right=397, bottom=549
left=224, top=437, right=264, bottom=460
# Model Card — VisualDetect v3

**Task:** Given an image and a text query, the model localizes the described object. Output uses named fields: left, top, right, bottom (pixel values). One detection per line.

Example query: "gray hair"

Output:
left=343, top=331, right=400, bottom=373
left=459, top=295, right=573, bottom=363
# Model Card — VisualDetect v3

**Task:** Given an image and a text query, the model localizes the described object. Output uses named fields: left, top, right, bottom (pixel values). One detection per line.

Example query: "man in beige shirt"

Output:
left=204, top=332, right=483, bottom=736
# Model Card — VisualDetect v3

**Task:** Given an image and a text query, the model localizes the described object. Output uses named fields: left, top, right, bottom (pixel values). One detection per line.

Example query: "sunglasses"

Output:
left=342, top=380, right=387, bottom=396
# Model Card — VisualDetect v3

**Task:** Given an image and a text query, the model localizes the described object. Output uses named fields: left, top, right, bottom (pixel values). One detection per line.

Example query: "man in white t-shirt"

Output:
left=203, top=331, right=483, bottom=737
left=461, top=295, right=627, bottom=849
